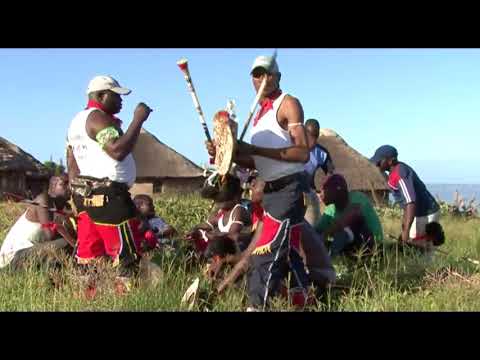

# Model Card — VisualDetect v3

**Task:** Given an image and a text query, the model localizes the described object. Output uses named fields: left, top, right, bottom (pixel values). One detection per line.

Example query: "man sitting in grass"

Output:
left=370, top=145, right=442, bottom=251
left=314, top=174, right=384, bottom=259
left=185, top=174, right=252, bottom=272
left=133, top=194, right=177, bottom=253
left=0, top=175, right=76, bottom=271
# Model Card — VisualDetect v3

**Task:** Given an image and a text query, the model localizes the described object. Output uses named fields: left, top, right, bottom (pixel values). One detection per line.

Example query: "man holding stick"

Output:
left=216, top=176, right=335, bottom=306
left=207, top=55, right=311, bottom=310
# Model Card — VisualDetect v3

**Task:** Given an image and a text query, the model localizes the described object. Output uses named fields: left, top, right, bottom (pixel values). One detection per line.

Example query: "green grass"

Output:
left=1, top=196, right=480, bottom=312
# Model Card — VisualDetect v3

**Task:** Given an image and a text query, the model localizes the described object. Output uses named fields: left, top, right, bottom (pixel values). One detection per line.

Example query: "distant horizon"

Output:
left=5, top=132, right=480, bottom=186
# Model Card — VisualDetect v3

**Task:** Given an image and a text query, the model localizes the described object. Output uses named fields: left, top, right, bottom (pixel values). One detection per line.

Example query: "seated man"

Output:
left=0, top=175, right=76, bottom=271
left=314, top=174, right=384, bottom=259
left=185, top=175, right=251, bottom=263
left=133, top=194, right=177, bottom=252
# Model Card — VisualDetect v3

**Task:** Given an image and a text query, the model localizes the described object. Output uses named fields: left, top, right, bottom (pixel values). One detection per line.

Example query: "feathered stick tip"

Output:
left=177, top=58, right=189, bottom=71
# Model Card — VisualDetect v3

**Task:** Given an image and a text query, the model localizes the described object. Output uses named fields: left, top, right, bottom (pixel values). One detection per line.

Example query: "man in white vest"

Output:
left=207, top=56, right=312, bottom=310
left=66, top=75, right=152, bottom=285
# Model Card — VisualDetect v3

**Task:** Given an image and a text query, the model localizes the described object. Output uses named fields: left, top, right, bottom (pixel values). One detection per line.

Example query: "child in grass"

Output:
left=133, top=194, right=177, bottom=252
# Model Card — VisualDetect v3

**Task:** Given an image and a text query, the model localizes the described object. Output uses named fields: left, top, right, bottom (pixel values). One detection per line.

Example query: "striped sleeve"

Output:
left=398, top=166, right=416, bottom=204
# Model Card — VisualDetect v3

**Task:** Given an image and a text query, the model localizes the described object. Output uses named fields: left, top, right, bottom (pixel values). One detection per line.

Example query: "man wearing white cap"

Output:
left=66, top=75, right=153, bottom=286
left=207, top=55, right=311, bottom=310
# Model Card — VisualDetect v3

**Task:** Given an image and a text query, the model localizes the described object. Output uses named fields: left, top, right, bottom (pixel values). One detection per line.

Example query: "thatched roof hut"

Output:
left=0, top=137, right=50, bottom=198
left=314, top=129, right=389, bottom=205
left=131, top=128, right=205, bottom=196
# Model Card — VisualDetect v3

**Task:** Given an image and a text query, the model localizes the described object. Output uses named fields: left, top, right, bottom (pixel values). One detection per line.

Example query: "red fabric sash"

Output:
left=253, top=89, right=282, bottom=127
left=86, top=99, right=122, bottom=127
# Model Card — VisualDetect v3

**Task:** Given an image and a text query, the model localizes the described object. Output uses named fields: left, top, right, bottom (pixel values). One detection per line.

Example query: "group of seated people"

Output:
left=0, top=176, right=177, bottom=274
left=0, top=167, right=380, bottom=306
left=0, top=137, right=445, bottom=309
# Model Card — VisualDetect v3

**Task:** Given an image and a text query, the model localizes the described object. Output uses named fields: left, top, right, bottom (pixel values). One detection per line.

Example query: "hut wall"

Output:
left=132, top=177, right=205, bottom=196
left=0, top=171, right=26, bottom=198
left=357, top=190, right=389, bottom=207
left=160, top=177, right=204, bottom=194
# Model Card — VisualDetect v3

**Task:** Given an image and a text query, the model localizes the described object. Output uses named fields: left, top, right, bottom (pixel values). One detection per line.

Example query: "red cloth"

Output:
left=251, top=202, right=265, bottom=227
left=86, top=99, right=122, bottom=127
left=144, top=230, right=158, bottom=249
left=41, top=222, right=58, bottom=237
left=253, top=89, right=282, bottom=127
left=253, top=212, right=302, bottom=253
left=193, top=230, right=209, bottom=254
left=76, top=212, right=143, bottom=262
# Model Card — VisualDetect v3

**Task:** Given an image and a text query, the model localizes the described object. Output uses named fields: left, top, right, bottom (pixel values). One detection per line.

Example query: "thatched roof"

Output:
left=0, top=136, right=49, bottom=177
left=314, top=129, right=388, bottom=191
left=132, top=128, right=204, bottom=178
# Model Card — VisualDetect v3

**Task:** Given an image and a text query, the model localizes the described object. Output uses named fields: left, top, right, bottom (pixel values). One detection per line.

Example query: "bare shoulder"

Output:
left=279, top=94, right=304, bottom=124
left=86, top=109, right=114, bottom=138
left=282, top=94, right=303, bottom=109
left=234, top=204, right=250, bottom=223
left=87, top=109, right=113, bottom=128
left=26, top=192, right=48, bottom=221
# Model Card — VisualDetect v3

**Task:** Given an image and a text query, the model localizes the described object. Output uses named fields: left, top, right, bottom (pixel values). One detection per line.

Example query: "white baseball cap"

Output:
left=86, top=75, right=132, bottom=95
left=250, top=55, right=280, bottom=74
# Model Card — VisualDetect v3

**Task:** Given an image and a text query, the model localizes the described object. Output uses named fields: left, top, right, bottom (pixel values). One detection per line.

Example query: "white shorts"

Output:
left=410, top=211, right=440, bottom=240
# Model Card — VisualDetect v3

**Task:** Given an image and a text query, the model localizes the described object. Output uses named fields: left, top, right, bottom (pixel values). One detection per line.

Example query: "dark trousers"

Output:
left=247, top=173, right=310, bottom=309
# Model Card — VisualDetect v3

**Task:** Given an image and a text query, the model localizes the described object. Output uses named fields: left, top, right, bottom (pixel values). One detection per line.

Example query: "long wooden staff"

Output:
left=177, top=58, right=212, bottom=142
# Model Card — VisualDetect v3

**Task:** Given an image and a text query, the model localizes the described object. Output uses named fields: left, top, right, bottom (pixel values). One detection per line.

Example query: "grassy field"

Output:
left=1, top=195, right=480, bottom=312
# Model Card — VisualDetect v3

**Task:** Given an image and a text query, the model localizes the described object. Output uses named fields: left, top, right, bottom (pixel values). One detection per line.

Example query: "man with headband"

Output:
left=207, top=55, right=310, bottom=310
left=66, top=75, right=153, bottom=289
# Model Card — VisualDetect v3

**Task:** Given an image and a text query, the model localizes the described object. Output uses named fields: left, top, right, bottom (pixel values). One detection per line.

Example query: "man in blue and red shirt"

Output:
left=370, top=145, right=441, bottom=249
left=303, top=118, right=334, bottom=225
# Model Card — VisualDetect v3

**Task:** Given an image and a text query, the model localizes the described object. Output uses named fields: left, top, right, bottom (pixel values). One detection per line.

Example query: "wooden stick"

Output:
left=3, top=191, right=59, bottom=213
left=177, top=58, right=212, bottom=142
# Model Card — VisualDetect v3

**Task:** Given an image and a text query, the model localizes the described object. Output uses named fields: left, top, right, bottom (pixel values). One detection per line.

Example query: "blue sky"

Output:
left=1, top=48, right=478, bottom=184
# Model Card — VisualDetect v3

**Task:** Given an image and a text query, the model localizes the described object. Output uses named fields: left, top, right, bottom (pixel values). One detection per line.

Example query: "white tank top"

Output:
left=249, top=93, right=304, bottom=182
left=217, top=204, right=245, bottom=233
left=67, top=108, right=136, bottom=187
left=0, top=212, right=45, bottom=268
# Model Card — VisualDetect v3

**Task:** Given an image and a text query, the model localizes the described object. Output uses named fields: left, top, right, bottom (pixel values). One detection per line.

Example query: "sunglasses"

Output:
left=251, top=68, right=269, bottom=79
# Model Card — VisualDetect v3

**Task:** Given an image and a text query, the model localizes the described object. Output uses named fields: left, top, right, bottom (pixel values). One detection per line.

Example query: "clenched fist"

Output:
left=134, top=102, right=153, bottom=122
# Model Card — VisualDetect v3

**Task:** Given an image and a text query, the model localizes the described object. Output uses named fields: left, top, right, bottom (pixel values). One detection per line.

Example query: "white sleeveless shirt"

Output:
left=67, top=108, right=136, bottom=187
left=0, top=212, right=45, bottom=268
left=249, top=93, right=304, bottom=182
left=217, top=204, right=245, bottom=233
